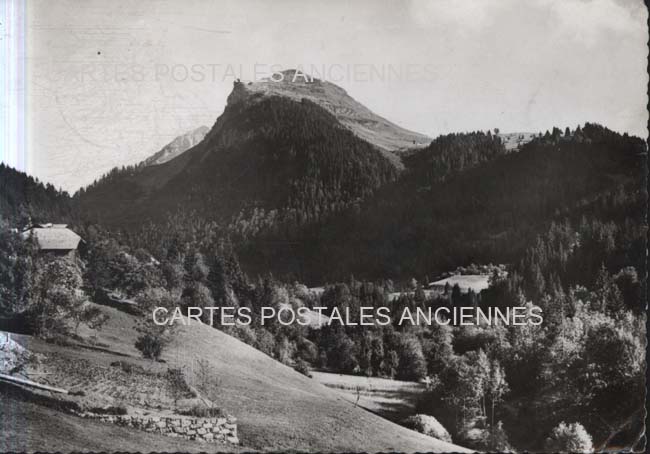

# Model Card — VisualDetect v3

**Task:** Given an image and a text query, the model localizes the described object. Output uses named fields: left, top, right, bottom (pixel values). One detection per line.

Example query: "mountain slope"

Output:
left=235, top=124, right=646, bottom=282
left=230, top=70, right=431, bottom=165
left=79, top=78, right=402, bottom=229
left=71, top=305, right=468, bottom=452
left=76, top=73, right=645, bottom=285
left=142, top=125, right=210, bottom=166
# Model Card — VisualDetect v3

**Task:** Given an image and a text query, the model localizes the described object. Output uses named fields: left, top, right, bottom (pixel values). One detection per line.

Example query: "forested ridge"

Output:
left=78, top=96, right=398, bottom=233
left=0, top=163, right=74, bottom=226
left=402, top=129, right=508, bottom=183
left=2, top=122, right=644, bottom=286
left=71, top=122, right=648, bottom=286
left=233, top=123, right=646, bottom=282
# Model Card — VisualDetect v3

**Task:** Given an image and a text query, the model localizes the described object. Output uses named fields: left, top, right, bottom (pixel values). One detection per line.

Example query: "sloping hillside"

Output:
left=235, top=123, right=646, bottom=282
left=11, top=305, right=467, bottom=452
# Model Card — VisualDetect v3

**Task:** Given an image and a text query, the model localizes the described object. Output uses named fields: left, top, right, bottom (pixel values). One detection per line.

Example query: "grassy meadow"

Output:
left=312, top=371, right=427, bottom=423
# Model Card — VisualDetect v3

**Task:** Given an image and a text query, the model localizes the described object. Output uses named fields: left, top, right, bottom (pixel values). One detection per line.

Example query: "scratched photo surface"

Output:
left=0, top=0, right=647, bottom=452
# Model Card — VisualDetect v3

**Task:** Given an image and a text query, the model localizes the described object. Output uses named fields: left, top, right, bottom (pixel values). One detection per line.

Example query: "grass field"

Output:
left=497, top=132, right=536, bottom=150
left=5, top=304, right=469, bottom=452
left=311, top=371, right=427, bottom=423
left=429, top=274, right=491, bottom=293
left=0, top=392, right=239, bottom=452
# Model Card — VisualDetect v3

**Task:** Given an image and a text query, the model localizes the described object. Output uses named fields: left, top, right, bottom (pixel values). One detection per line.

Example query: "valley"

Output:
left=0, top=70, right=646, bottom=453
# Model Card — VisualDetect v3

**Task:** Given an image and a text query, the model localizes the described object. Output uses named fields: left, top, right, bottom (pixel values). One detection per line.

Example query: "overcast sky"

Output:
left=20, top=0, right=649, bottom=191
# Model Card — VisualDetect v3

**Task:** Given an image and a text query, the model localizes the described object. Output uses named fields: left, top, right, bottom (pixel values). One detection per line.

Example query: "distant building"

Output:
left=21, top=223, right=84, bottom=259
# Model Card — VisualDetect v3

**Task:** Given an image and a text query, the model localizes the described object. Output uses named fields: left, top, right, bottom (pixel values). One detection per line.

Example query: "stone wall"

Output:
left=83, top=412, right=239, bottom=445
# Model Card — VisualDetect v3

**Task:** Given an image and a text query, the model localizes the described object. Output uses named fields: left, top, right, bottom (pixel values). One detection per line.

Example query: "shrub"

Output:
left=1, top=381, right=82, bottom=413
left=293, top=358, right=312, bottom=377
left=88, top=405, right=128, bottom=415
left=134, top=307, right=174, bottom=360
left=457, top=420, right=512, bottom=452
left=110, top=360, right=145, bottom=374
left=135, top=328, right=170, bottom=360
left=395, top=334, right=427, bottom=381
left=403, top=414, right=452, bottom=443
left=274, top=335, right=296, bottom=365
left=180, top=405, right=224, bottom=418
left=228, top=323, right=257, bottom=347
left=192, top=357, right=222, bottom=411
left=296, top=337, right=319, bottom=363
left=166, top=367, right=195, bottom=404
left=545, top=422, right=593, bottom=453
left=255, top=328, right=275, bottom=357
left=135, top=332, right=162, bottom=359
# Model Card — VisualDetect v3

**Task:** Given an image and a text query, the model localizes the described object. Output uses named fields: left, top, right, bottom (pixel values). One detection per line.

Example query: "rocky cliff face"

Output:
left=216, top=71, right=431, bottom=167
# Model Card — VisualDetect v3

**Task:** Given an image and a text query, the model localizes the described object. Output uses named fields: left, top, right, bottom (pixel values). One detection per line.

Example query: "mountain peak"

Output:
left=227, top=70, right=344, bottom=107
left=143, top=125, right=210, bottom=166
left=226, top=70, right=430, bottom=160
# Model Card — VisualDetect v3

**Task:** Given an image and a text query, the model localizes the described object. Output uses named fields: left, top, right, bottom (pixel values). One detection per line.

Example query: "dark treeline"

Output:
left=70, top=123, right=648, bottom=291
left=0, top=163, right=74, bottom=226
left=234, top=123, right=646, bottom=283
left=403, top=129, right=507, bottom=184
left=76, top=93, right=645, bottom=287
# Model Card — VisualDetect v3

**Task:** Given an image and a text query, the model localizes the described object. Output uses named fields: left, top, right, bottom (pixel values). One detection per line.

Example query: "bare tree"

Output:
left=193, top=357, right=222, bottom=411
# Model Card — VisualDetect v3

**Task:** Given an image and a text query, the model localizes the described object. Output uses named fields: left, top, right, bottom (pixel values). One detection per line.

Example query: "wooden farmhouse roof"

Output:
left=22, top=226, right=83, bottom=251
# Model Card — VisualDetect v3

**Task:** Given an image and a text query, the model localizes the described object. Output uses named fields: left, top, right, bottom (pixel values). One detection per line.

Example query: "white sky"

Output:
left=21, top=0, right=649, bottom=192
